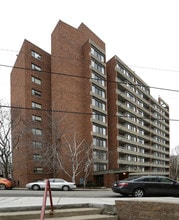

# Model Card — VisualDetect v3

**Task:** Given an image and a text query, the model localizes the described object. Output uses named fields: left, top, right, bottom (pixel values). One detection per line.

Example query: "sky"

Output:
left=1, top=0, right=179, bottom=153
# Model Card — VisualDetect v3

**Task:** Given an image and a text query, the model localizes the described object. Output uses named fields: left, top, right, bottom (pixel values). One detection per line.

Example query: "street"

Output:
left=0, top=188, right=120, bottom=198
left=1, top=188, right=179, bottom=202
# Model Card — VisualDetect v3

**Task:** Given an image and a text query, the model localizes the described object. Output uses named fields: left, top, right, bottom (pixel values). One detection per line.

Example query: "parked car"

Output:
left=112, top=176, right=179, bottom=197
left=0, top=177, right=14, bottom=190
left=26, top=178, right=76, bottom=191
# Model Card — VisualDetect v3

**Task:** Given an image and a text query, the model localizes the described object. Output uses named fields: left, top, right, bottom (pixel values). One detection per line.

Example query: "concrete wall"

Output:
left=115, top=200, right=179, bottom=220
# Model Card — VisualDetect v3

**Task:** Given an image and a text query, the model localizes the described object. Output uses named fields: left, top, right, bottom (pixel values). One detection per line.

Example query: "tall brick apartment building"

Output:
left=11, top=20, right=170, bottom=187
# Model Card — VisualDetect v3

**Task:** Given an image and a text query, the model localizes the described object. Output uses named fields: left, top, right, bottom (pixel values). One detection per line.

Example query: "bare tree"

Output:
left=38, top=113, right=94, bottom=184
left=83, top=142, right=93, bottom=187
left=57, top=132, right=93, bottom=184
left=18, top=110, right=93, bottom=185
left=0, top=103, right=23, bottom=178
left=41, top=114, right=65, bottom=178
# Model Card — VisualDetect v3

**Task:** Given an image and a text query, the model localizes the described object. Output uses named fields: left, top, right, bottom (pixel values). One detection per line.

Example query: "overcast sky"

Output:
left=1, top=0, right=179, bottom=153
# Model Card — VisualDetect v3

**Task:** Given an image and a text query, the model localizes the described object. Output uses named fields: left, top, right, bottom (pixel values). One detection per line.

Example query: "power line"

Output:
left=130, top=65, right=179, bottom=73
left=0, top=104, right=176, bottom=122
left=1, top=64, right=179, bottom=93
left=1, top=48, right=179, bottom=73
left=0, top=48, right=19, bottom=53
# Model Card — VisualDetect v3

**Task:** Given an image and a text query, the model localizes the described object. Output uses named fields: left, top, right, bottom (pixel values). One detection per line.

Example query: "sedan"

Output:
left=26, top=178, right=76, bottom=191
left=112, top=176, right=179, bottom=197
left=0, top=177, right=14, bottom=190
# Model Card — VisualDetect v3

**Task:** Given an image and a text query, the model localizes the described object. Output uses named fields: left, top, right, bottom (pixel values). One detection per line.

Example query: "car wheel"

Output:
left=62, top=185, right=70, bottom=191
left=132, top=188, right=144, bottom=197
left=31, top=184, right=40, bottom=190
left=0, top=184, right=6, bottom=190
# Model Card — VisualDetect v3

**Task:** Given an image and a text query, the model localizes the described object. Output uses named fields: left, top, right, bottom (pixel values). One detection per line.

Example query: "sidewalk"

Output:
left=0, top=197, right=117, bottom=212
left=1, top=196, right=179, bottom=212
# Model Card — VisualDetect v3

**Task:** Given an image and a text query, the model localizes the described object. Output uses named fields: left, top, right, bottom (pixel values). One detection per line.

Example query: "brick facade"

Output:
left=11, top=20, right=170, bottom=187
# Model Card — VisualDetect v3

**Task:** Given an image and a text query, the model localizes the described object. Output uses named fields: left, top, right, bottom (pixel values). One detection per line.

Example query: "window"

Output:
left=138, top=138, right=144, bottom=144
left=92, top=85, right=105, bottom=98
left=32, top=63, right=41, bottom=71
left=33, top=167, right=43, bottom=173
left=93, top=150, right=107, bottom=160
left=92, top=111, right=106, bottom=123
left=137, top=128, right=144, bottom=135
left=32, top=89, right=42, bottom=97
left=91, top=47, right=105, bottom=62
left=136, top=89, right=143, bottom=98
left=141, top=177, right=157, bottom=182
left=126, top=72, right=134, bottom=82
left=92, top=98, right=106, bottom=111
left=127, top=102, right=135, bottom=111
left=50, top=179, right=65, bottom=183
left=116, top=64, right=125, bottom=74
left=127, top=145, right=136, bottom=152
left=126, top=82, right=134, bottom=91
left=32, top=115, right=42, bottom=122
left=137, top=118, right=144, bottom=125
left=93, top=137, right=106, bottom=148
left=93, top=163, right=107, bottom=171
left=32, top=141, right=42, bottom=148
left=126, top=92, right=135, bottom=102
left=32, top=76, right=41, bottom=85
left=137, top=108, right=143, bottom=116
left=127, top=134, right=136, bottom=142
left=136, top=99, right=143, bottom=107
left=127, top=155, right=136, bottom=161
left=32, top=102, right=42, bottom=109
left=31, top=50, right=41, bottom=60
left=93, top=124, right=106, bottom=135
left=91, top=60, right=105, bottom=74
left=138, top=148, right=145, bottom=153
left=127, top=113, right=136, bottom=122
left=33, top=154, right=42, bottom=161
left=127, top=123, right=136, bottom=132
left=92, top=72, right=105, bottom=86
left=32, top=128, right=42, bottom=136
